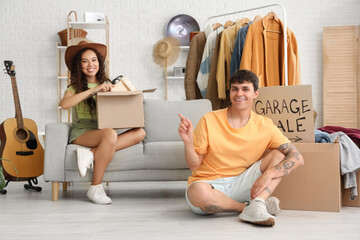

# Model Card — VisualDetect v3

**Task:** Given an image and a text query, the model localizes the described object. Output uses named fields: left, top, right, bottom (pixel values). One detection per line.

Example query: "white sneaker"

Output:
left=266, top=196, right=281, bottom=216
left=239, top=197, right=275, bottom=226
left=87, top=184, right=112, bottom=204
left=77, top=147, right=94, bottom=177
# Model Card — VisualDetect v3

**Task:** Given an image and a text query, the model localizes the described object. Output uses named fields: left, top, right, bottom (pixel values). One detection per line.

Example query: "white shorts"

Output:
left=185, top=160, right=262, bottom=215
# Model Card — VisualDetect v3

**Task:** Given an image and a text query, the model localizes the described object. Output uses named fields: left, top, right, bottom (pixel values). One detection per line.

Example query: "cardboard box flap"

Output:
left=98, top=90, right=143, bottom=96
left=142, top=88, right=156, bottom=93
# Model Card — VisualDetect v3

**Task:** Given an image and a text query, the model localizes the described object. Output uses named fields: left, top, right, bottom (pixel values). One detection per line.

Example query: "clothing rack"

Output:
left=204, top=3, right=288, bottom=86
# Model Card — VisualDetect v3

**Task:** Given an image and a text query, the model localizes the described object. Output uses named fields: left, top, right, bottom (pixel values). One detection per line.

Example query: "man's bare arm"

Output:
left=178, top=113, right=203, bottom=170
left=273, top=143, right=304, bottom=178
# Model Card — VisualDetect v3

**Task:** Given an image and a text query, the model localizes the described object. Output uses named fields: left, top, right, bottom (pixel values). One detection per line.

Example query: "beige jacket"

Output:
left=240, top=16, right=301, bottom=87
left=206, top=31, right=231, bottom=110
left=216, top=19, right=250, bottom=99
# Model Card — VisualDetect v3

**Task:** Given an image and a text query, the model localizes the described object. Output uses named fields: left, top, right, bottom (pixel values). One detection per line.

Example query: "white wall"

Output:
left=1, top=0, right=360, bottom=132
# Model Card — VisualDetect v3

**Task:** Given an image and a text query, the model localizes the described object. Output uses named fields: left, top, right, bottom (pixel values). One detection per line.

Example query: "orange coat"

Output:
left=240, top=16, right=301, bottom=87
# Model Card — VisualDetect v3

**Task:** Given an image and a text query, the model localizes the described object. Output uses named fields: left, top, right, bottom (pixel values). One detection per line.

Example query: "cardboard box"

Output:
left=96, top=90, right=155, bottom=129
left=252, top=85, right=315, bottom=143
left=273, top=143, right=341, bottom=212
left=342, top=171, right=360, bottom=207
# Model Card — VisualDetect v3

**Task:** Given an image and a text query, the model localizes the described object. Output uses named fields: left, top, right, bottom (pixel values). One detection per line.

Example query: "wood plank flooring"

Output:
left=0, top=179, right=360, bottom=239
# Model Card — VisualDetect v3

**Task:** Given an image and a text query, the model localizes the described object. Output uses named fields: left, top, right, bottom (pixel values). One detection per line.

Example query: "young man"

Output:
left=178, top=69, right=304, bottom=226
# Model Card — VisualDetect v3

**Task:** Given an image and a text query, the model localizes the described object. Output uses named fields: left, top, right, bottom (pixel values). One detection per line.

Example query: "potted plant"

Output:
left=0, top=158, right=17, bottom=195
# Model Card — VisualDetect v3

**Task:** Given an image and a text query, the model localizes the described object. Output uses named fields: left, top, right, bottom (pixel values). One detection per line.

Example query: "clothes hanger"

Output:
left=266, top=11, right=278, bottom=20
left=265, top=11, right=281, bottom=33
left=235, top=17, right=251, bottom=26
left=223, top=20, right=234, bottom=28
left=212, top=22, right=222, bottom=30
left=253, top=15, right=262, bottom=23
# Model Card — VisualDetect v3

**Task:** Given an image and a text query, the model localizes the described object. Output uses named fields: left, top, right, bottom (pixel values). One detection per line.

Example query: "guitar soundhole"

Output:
left=16, top=129, right=28, bottom=140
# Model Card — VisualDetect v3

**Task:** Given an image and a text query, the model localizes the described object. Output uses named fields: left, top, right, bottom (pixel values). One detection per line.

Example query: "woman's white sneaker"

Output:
left=77, top=147, right=94, bottom=177
left=87, top=184, right=112, bottom=204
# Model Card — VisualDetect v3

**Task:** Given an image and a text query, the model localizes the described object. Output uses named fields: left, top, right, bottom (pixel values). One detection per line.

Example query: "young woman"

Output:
left=61, top=41, right=145, bottom=204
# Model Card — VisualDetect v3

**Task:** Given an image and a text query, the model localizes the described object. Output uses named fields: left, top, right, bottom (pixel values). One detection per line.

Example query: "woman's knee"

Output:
left=133, top=128, right=146, bottom=142
left=100, top=128, right=118, bottom=144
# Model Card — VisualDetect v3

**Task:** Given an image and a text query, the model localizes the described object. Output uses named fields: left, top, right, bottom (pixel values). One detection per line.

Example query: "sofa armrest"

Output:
left=43, top=123, right=71, bottom=182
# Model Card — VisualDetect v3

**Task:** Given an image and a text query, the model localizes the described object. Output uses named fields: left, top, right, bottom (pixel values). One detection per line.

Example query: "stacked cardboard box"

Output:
left=273, top=143, right=341, bottom=212
left=254, top=85, right=346, bottom=212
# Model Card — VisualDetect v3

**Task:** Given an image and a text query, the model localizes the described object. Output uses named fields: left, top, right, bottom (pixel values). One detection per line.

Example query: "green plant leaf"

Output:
left=0, top=165, right=5, bottom=190
left=0, top=158, right=18, bottom=190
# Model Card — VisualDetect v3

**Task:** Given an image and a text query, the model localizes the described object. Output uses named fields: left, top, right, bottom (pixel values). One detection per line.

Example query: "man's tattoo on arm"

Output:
left=203, top=205, right=236, bottom=213
left=278, top=143, right=301, bottom=161
left=276, top=143, right=302, bottom=177
left=283, top=160, right=295, bottom=169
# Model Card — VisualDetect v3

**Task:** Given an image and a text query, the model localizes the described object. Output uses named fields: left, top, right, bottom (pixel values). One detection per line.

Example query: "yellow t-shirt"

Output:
left=188, top=108, right=290, bottom=184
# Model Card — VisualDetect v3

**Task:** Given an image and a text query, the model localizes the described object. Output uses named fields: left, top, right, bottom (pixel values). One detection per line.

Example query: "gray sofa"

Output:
left=44, top=99, right=212, bottom=201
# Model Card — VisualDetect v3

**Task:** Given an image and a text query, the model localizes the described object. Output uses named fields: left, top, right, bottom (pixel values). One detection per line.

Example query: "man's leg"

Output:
left=238, top=149, right=285, bottom=226
left=187, top=182, right=247, bottom=214
left=256, top=149, right=285, bottom=200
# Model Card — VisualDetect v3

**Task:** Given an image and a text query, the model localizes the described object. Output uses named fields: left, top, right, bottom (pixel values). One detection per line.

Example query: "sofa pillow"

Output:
left=143, top=99, right=212, bottom=142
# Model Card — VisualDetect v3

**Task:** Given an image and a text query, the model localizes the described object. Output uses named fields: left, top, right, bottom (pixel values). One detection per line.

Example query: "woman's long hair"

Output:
left=69, top=48, right=108, bottom=117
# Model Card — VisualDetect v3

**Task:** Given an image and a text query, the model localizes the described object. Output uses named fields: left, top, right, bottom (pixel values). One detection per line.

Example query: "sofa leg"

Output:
left=63, top=182, right=68, bottom=191
left=52, top=181, right=59, bottom=201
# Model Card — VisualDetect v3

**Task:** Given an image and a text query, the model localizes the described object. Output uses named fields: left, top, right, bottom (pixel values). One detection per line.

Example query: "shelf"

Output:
left=57, top=76, right=68, bottom=80
left=179, top=46, right=189, bottom=50
left=168, top=76, right=184, bottom=80
left=69, top=21, right=107, bottom=29
left=57, top=46, right=67, bottom=50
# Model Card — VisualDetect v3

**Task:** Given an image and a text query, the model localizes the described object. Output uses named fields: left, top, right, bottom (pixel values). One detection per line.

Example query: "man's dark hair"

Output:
left=229, top=69, right=259, bottom=92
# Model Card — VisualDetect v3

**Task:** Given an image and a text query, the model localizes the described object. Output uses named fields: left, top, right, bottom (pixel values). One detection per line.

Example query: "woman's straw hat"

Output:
left=65, top=40, right=106, bottom=70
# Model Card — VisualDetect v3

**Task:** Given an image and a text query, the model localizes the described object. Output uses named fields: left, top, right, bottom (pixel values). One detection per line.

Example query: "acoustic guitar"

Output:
left=0, top=61, right=44, bottom=185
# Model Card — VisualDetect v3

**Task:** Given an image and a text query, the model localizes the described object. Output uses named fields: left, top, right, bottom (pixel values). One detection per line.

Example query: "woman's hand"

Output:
left=96, top=82, right=114, bottom=92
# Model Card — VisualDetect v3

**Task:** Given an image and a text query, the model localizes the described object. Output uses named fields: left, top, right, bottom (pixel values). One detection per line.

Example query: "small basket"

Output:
left=57, top=11, right=87, bottom=46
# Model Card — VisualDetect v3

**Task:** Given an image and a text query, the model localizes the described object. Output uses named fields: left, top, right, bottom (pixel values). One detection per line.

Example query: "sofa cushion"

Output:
left=65, top=143, right=144, bottom=171
left=143, top=99, right=212, bottom=142
left=143, top=141, right=188, bottom=169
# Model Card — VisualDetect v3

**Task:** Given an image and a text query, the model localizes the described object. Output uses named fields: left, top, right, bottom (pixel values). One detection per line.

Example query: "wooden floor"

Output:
left=1, top=179, right=360, bottom=240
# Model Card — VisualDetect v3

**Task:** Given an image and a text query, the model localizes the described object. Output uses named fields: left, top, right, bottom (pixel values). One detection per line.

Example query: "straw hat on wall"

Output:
left=152, top=37, right=180, bottom=100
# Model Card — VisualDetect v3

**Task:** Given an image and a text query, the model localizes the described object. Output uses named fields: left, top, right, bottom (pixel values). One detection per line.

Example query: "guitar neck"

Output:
left=10, top=75, right=24, bottom=129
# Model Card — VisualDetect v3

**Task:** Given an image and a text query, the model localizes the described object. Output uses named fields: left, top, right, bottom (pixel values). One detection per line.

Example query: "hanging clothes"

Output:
left=184, top=32, right=206, bottom=100
left=216, top=18, right=251, bottom=99
left=196, top=25, right=224, bottom=98
left=205, top=31, right=230, bottom=110
left=230, top=21, right=252, bottom=76
left=240, top=15, right=301, bottom=87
